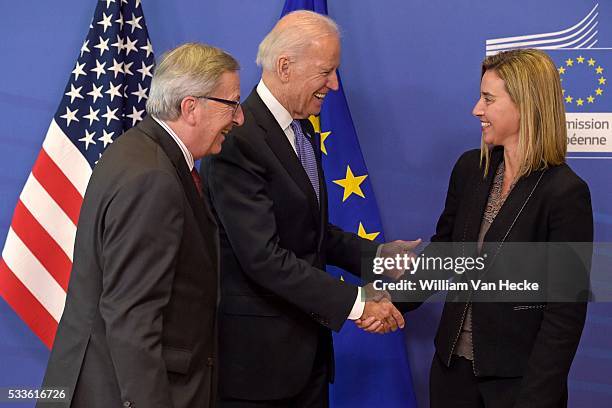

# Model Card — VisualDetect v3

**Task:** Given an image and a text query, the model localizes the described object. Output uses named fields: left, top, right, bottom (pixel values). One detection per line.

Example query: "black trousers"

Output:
left=219, top=336, right=330, bottom=408
left=430, top=354, right=523, bottom=408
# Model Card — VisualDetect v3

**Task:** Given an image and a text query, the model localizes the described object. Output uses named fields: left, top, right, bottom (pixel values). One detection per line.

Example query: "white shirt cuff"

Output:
left=347, top=286, right=365, bottom=320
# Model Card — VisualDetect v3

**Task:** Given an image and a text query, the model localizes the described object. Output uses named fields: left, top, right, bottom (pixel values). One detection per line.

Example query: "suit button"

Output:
left=207, top=357, right=214, bottom=367
left=123, top=402, right=133, bottom=408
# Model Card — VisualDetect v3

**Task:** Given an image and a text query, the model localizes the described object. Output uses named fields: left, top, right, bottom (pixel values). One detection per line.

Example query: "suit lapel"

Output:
left=483, top=167, right=545, bottom=243
left=137, top=116, right=218, bottom=241
left=244, top=91, right=322, bottom=227
left=462, top=148, right=503, bottom=243
left=461, top=146, right=546, bottom=244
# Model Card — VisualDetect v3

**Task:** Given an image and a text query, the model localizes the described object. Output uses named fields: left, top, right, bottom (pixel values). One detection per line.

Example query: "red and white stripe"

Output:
left=0, top=119, right=91, bottom=348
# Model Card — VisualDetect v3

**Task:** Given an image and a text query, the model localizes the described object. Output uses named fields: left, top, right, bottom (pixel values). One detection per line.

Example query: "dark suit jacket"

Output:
left=412, top=147, right=593, bottom=407
left=38, top=116, right=219, bottom=408
left=202, top=89, right=378, bottom=401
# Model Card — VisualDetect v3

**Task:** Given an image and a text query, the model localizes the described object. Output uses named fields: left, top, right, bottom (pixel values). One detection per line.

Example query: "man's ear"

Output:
left=276, top=55, right=291, bottom=83
left=179, top=96, right=198, bottom=125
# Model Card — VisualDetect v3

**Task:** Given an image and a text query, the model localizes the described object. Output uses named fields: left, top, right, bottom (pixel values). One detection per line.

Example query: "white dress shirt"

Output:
left=256, top=79, right=299, bottom=154
left=256, top=79, right=365, bottom=321
left=152, top=115, right=195, bottom=171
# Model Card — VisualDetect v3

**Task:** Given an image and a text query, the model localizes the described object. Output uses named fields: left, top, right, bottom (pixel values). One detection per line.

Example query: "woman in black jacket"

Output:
left=360, top=49, right=593, bottom=407
left=429, top=49, right=592, bottom=408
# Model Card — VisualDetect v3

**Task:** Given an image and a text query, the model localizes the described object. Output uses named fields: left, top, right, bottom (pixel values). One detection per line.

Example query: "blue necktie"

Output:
left=290, top=120, right=320, bottom=203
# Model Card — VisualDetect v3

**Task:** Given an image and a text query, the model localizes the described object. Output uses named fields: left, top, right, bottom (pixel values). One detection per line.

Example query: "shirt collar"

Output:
left=151, top=115, right=195, bottom=171
left=256, top=79, right=294, bottom=132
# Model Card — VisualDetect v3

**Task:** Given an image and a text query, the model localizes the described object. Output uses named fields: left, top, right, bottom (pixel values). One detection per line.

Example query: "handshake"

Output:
left=355, top=238, right=421, bottom=334
left=356, top=283, right=405, bottom=334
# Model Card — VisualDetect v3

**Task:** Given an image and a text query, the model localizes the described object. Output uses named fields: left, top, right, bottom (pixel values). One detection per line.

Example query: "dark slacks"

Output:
left=219, top=336, right=329, bottom=408
left=430, top=354, right=522, bottom=408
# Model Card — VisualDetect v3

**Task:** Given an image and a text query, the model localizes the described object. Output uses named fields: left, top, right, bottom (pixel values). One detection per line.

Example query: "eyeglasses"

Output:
left=195, top=95, right=241, bottom=116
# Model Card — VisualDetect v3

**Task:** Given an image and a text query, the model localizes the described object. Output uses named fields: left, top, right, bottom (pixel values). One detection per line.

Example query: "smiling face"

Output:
left=285, top=35, right=340, bottom=118
left=193, top=70, right=244, bottom=157
left=472, top=69, right=520, bottom=148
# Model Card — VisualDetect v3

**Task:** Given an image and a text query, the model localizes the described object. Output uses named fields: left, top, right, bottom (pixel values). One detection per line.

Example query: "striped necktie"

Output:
left=290, top=120, right=320, bottom=203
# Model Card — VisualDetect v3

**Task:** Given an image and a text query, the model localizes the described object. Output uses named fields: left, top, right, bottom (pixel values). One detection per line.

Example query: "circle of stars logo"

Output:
left=558, top=55, right=606, bottom=107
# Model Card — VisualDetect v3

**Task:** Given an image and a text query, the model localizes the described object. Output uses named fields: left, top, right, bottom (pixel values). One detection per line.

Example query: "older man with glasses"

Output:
left=39, top=42, right=243, bottom=408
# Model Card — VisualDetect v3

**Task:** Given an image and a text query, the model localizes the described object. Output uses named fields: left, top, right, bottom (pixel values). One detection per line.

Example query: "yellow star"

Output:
left=565, top=95, right=573, bottom=103
left=309, top=115, right=321, bottom=133
left=565, top=58, right=574, bottom=67
left=596, top=66, right=604, bottom=74
left=576, top=98, right=584, bottom=106
left=357, top=222, right=380, bottom=241
left=588, top=58, right=596, bottom=66
left=595, top=88, right=603, bottom=96
left=577, top=56, right=585, bottom=63
left=333, top=165, right=368, bottom=202
left=320, top=131, right=331, bottom=155
left=587, top=95, right=595, bottom=103
left=309, top=115, right=331, bottom=155
left=558, top=67, right=566, bottom=75
left=599, top=77, right=607, bottom=85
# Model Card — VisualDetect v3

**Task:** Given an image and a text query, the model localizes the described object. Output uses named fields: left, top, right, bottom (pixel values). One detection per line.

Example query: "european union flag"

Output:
left=281, top=1, right=418, bottom=406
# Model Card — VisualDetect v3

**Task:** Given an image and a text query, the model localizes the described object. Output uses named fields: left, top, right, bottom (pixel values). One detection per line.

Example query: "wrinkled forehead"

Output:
left=299, top=35, right=341, bottom=64
left=212, top=70, right=241, bottom=95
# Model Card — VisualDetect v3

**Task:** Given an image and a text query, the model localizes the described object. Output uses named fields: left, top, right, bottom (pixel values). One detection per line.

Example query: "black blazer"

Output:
left=202, top=89, right=378, bottom=401
left=39, top=117, right=219, bottom=408
left=412, top=147, right=593, bottom=407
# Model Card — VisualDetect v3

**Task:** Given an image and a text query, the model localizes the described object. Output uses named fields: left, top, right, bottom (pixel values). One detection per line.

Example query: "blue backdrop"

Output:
left=0, top=1, right=610, bottom=407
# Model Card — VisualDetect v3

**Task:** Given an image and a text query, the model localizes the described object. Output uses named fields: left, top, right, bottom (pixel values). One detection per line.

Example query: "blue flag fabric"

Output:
left=280, top=1, right=418, bottom=406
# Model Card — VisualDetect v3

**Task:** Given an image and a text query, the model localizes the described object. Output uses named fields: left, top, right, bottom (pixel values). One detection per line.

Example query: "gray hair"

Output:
left=146, top=42, right=239, bottom=120
left=256, top=10, right=339, bottom=71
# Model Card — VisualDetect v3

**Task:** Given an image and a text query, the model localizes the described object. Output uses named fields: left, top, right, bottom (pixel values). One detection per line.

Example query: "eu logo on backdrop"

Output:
left=485, top=3, right=611, bottom=156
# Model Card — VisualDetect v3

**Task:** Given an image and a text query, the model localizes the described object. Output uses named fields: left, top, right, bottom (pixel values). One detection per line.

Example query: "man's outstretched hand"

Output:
left=355, top=283, right=405, bottom=334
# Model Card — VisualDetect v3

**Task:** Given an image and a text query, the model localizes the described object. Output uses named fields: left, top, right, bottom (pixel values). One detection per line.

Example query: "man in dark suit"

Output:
left=38, top=43, right=244, bottom=408
left=202, top=11, right=417, bottom=407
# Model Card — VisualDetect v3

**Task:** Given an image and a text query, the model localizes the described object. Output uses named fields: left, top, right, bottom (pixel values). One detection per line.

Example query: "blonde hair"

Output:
left=147, top=42, right=239, bottom=120
left=479, top=49, right=566, bottom=178
left=256, top=10, right=339, bottom=71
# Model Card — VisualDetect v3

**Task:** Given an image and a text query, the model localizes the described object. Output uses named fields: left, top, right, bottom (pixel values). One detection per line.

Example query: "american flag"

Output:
left=0, top=0, right=154, bottom=349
